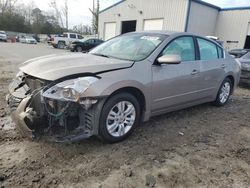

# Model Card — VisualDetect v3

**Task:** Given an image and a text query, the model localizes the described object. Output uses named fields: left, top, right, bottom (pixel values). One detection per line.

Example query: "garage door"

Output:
left=104, top=22, right=116, bottom=40
left=143, top=19, right=164, bottom=31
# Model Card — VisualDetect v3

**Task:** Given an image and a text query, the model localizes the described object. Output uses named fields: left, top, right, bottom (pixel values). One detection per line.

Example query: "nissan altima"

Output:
left=7, top=31, right=241, bottom=143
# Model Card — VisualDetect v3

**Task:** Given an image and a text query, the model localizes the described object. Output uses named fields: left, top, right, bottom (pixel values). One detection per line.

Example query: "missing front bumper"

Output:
left=9, top=96, right=34, bottom=139
left=7, top=93, right=106, bottom=142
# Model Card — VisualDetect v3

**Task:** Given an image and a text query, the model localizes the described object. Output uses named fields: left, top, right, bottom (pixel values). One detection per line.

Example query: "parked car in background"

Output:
left=206, top=36, right=223, bottom=46
left=51, top=33, right=84, bottom=49
left=237, top=52, right=250, bottom=84
left=32, top=35, right=40, bottom=43
left=0, top=30, right=7, bottom=42
left=7, top=31, right=240, bottom=143
left=229, top=49, right=250, bottom=58
left=69, top=38, right=104, bottom=52
left=47, top=34, right=57, bottom=45
left=19, top=36, right=37, bottom=44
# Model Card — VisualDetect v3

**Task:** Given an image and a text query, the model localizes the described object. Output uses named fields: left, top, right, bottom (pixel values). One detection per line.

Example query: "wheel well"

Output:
left=109, top=87, right=146, bottom=112
left=225, top=75, right=235, bottom=94
left=58, top=40, right=65, bottom=44
left=226, top=75, right=234, bottom=87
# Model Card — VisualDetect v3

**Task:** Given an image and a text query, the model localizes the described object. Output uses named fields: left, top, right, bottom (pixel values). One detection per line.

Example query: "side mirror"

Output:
left=157, top=55, right=181, bottom=65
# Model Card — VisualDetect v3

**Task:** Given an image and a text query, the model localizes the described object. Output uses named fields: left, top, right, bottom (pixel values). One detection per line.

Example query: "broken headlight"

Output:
left=42, top=77, right=99, bottom=102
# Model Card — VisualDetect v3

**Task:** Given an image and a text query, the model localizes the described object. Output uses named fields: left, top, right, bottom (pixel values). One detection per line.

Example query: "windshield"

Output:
left=0, top=31, right=5, bottom=34
left=79, top=39, right=88, bottom=42
left=242, top=52, right=250, bottom=60
left=90, top=33, right=167, bottom=61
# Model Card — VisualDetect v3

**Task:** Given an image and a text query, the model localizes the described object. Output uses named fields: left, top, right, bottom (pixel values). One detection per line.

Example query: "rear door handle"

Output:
left=191, top=70, right=199, bottom=75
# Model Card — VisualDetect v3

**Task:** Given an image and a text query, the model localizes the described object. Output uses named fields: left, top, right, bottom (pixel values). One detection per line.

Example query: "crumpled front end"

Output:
left=7, top=72, right=105, bottom=142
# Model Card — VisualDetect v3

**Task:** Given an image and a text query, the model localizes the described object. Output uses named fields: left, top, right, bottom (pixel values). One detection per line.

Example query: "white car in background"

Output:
left=0, top=30, right=7, bottom=42
left=50, top=32, right=84, bottom=49
left=19, top=36, right=37, bottom=44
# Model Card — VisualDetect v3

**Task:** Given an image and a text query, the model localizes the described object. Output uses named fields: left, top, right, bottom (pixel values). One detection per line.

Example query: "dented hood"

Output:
left=20, top=53, right=134, bottom=81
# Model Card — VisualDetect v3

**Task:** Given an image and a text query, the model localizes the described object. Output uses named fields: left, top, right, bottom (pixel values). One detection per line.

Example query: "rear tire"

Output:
left=214, top=78, right=232, bottom=106
left=57, top=41, right=65, bottom=49
left=98, top=93, right=140, bottom=143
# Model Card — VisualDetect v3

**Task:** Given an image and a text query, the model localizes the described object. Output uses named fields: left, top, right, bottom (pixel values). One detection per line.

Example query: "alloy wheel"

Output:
left=106, top=101, right=136, bottom=137
left=219, top=82, right=231, bottom=104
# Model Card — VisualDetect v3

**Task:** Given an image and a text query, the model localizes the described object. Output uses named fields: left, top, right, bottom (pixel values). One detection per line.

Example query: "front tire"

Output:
left=214, top=78, right=232, bottom=106
left=98, top=93, right=140, bottom=143
left=76, top=46, right=83, bottom=52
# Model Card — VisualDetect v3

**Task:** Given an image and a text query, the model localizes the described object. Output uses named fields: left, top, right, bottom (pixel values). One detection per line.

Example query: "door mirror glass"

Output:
left=157, top=55, right=181, bottom=64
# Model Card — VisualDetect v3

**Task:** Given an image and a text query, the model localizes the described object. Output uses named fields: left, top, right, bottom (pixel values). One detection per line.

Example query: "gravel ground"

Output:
left=0, top=42, right=249, bottom=188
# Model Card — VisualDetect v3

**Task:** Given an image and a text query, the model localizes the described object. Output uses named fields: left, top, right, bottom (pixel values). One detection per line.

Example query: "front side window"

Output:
left=162, top=37, right=195, bottom=62
left=198, top=38, right=218, bottom=60
left=70, top=34, right=76, bottom=39
left=88, top=39, right=94, bottom=44
left=90, top=33, right=167, bottom=61
left=78, top=35, right=83, bottom=39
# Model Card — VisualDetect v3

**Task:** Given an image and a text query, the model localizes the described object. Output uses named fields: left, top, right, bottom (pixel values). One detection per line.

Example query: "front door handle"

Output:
left=191, top=70, right=199, bottom=75
left=221, top=64, right=226, bottom=68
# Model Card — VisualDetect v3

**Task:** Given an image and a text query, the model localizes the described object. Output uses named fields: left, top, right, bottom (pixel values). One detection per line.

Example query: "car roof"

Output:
left=63, top=32, right=81, bottom=35
left=123, top=31, right=223, bottom=47
left=127, top=30, right=208, bottom=38
left=132, top=30, right=180, bottom=36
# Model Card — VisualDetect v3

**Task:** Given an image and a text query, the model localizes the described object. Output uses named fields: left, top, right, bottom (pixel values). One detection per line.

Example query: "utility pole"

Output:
left=92, top=0, right=95, bottom=34
left=65, top=0, right=68, bottom=30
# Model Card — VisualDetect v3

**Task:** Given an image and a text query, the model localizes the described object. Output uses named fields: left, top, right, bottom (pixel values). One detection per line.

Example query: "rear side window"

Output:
left=197, top=38, right=218, bottom=60
left=162, top=36, right=195, bottom=62
left=70, top=34, right=76, bottom=39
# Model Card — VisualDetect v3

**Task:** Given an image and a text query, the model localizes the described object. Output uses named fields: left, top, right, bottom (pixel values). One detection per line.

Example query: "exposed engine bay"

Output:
left=7, top=72, right=105, bottom=142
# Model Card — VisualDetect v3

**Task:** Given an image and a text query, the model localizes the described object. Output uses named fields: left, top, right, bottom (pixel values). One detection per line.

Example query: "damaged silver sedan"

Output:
left=7, top=31, right=241, bottom=143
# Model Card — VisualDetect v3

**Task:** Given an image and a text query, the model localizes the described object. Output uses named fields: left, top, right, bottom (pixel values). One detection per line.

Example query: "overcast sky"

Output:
left=203, top=0, right=250, bottom=7
left=20, top=0, right=118, bottom=28
left=20, top=0, right=250, bottom=29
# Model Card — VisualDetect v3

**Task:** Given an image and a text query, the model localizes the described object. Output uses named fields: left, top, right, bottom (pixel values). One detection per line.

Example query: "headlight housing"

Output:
left=42, top=77, right=99, bottom=102
left=241, top=62, right=250, bottom=71
left=16, top=71, right=25, bottom=78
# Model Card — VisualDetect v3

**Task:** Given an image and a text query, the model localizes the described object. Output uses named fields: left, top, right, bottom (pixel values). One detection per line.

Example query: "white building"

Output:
left=98, top=0, right=250, bottom=50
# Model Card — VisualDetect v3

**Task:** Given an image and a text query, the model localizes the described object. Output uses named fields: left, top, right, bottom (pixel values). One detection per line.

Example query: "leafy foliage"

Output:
left=0, top=0, right=64, bottom=34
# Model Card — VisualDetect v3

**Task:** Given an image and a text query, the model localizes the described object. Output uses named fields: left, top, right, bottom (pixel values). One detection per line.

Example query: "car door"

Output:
left=196, top=37, right=226, bottom=98
left=86, top=39, right=95, bottom=51
left=69, top=34, right=77, bottom=44
left=152, top=36, right=201, bottom=112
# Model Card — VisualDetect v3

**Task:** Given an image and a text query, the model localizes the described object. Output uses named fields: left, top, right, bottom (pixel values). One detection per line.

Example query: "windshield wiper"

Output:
left=91, top=53, right=110, bottom=58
